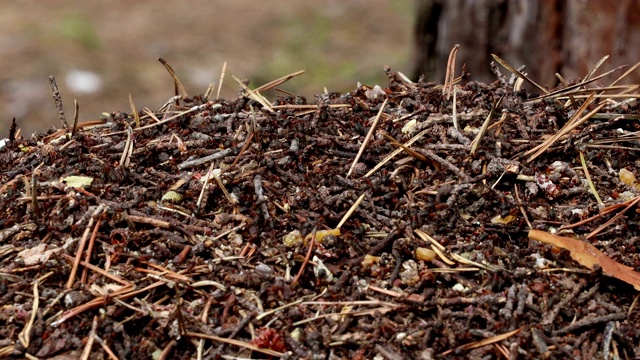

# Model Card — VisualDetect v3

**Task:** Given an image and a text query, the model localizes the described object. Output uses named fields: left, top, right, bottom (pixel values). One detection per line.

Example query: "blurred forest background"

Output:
left=1, top=0, right=413, bottom=138
left=2, top=0, right=639, bottom=139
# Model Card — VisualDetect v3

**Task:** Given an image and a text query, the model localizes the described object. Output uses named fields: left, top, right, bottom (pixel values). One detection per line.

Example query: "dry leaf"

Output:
left=528, top=229, right=640, bottom=290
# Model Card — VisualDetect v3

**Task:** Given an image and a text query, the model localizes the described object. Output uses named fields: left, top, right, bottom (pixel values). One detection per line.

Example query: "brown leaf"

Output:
left=529, top=229, right=640, bottom=290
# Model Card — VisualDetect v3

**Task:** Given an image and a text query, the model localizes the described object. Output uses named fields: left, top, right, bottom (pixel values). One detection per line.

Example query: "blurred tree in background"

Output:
left=413, top=0, right=640, bottom=87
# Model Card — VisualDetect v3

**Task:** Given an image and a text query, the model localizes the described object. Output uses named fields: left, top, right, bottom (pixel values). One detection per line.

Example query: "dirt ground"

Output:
left=0, top=0, right=413, bottom=138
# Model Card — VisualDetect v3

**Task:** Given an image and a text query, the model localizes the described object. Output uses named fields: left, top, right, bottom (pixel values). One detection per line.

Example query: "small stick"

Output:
left=186, top=331, right=284, bottom=357
left=72, top=99, right=80, bottom=136
left=347, top=98, right=387, bottom=177
left=92, top=335, right=119, bottom=360
left=514, top=185, right=532, bottom=229
left=230, top=132, right=254, bottom=168
left=415, top=148, right=472, bottom=181
left=216, top=61, right=227, bottom=99
left=81, top=210, right=105, bottom=284
left=49, top=75, right=69, bottom=131
left=63, top=254, right=130, bottom=286
left=159, top=339, right=176, bottom=360
left=67, top=204, right=105, bottom=289
left=292, top=228, right=316, bottom=287
left=337, top=193, right=366, bottom=229
left=80, top=316, right=98, bottom=360
left=470, top=95, right=503, bottom=155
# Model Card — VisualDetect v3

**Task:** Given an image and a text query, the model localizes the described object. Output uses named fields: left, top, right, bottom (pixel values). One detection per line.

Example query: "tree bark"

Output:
left=413, top=0, right=640, bottom=88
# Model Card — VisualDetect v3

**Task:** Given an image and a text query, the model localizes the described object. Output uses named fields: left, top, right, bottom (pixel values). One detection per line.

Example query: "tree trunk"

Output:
left=413, top=0, right=640, bottom=88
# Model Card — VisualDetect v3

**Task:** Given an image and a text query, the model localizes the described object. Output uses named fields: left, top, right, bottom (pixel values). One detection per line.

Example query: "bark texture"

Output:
left=413, top=0, right=640, bottom=87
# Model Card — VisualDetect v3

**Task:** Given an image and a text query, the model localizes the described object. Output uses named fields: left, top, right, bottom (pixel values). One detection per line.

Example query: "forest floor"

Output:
left=1, top=55, right=640, bottom=359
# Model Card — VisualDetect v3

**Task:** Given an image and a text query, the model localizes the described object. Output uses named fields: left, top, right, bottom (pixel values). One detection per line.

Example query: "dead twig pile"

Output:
left=1, top=54, right=640, bottom=359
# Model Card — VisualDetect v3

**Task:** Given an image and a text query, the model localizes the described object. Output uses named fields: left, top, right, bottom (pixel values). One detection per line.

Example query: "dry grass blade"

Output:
left=80, top=316, right=98, bottom=360
left=254, top=69, right=305, bottom=93
left=470, top=95, right=503, bottom=155
left=609, top=60, right=640, bottom=87
left=216, top=61, right=227, bottom=99
left=382, top=134, right=427, bottom=161
left=158, top=57, right=188, bottom=98
left=128, top=93, right=140, bottom=128
left=18, top=275, right=46, bottom=348
left=186, top=332, right=284, bottom=357
left=364, top=127, right=430, bottom=177
left=337, top=193, right=366, bottom=229
left=529, top=65, right=626, bottom=103
left=67, top=204, right=105, bottom=289
left=118, top=126, right=134, bottom=168
left=583, top=55, right=609, bottom=82
left=347, top=98, right=387, bottom=177
left=129, top=102, right=219, bottom=132
left=443, top=44, right=460, bottom=99
left=525, top=93, right=602, bottom=162
left=555, top=73, right=578, bottom=109
left=231, top=74, right=275, bottom=113
left=586, top=195, right=640, bottom=239
left=579, top=151, right=603, bottom=206
left=442, top=327, right=523, bottom=355
left=452, top=84, right=459, bottom=130
left=491, top=54, right=548, bottom=94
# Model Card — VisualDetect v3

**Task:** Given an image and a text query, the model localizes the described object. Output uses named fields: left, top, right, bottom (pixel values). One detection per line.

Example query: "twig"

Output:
left=159, top=339, right=176, bottom=360
left=514, top=185, right=532, bottom=229
left=254, top=69, right=305, bottom=93
left=81, top=210, right=104, bottom=284
left=337, top=193, right=366, bottom=229
left=72, top=99, right=80, bottom=136
left=470, top=95, right=504, bottom=155
left=63, top=254, right=130, bottom=286
left=292, top=228, right=316, bottom=287
left=48, top=75, right=70, bottom=131
left=553, top=313, right=627, bottom=336
left=347, top=98, right=387, bottom=177
left=186, top=332, right=284, bottom=357
left=80, top=316, right=98, bottom=360
left=231, top=74, right=274, bottom=113
left=586, top=195, right=640, bottom=239
left=67, top=204, right=105, bottom=289
left=92, top=335, right=119, bottom=360
left=415, top=148, right=471, bottom=181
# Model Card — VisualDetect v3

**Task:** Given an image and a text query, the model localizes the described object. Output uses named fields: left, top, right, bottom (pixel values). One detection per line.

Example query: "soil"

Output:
left=1, top=62, right=640, bottom=359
